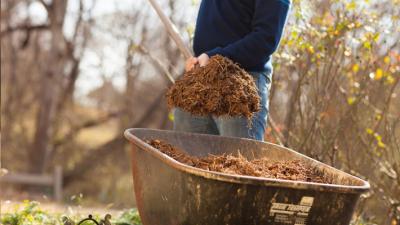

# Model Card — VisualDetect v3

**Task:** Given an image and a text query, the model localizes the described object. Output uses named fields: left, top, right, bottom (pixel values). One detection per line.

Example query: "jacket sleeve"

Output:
left=207, top=0, right=290, bottom=69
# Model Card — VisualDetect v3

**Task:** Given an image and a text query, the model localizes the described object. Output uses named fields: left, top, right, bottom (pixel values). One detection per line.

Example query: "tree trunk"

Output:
left=29, top=0, right=68, bottom=173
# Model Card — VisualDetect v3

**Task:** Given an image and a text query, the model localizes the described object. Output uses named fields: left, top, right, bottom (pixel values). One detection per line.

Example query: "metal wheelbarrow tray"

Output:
left=124, top=128, right=369, bottom=225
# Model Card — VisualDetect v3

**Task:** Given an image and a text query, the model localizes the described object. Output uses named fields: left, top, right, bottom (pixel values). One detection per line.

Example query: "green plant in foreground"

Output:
left=1, top=201, right=58, bottom=225
left=1, top=201, right=142, bottom=225
left=112, top=209, right=142, bottom=225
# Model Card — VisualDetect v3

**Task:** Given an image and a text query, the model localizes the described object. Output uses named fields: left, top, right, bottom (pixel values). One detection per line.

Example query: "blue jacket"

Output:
left=193, top=0, right=290, bottom=72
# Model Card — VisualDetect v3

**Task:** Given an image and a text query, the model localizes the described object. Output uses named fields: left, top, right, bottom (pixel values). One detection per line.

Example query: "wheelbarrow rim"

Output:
left=124, top=128, right=370, bottom=194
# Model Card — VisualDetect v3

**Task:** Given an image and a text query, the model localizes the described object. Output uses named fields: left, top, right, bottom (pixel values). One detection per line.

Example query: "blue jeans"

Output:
left=173, top=71, right=271, bottom=141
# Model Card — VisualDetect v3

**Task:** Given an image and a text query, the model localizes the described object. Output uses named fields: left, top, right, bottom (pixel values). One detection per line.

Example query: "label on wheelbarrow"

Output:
left=268, top=196, right=314, bottom=225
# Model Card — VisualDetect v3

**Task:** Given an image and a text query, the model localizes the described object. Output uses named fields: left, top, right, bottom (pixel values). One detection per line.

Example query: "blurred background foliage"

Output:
left=1, top=0, right=399, bottom=224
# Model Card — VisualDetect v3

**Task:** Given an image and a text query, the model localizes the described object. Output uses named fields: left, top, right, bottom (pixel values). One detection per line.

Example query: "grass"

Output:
left=76, top=120, right=118, bottom=148
left=0, top=201, right=142, bottom=225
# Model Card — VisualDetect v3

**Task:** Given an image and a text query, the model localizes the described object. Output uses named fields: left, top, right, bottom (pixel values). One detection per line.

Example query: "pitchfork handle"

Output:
left=147, top=0, right=194, bottom=59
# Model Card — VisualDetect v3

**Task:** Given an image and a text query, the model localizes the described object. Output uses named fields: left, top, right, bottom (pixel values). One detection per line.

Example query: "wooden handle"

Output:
left=147, top=0, right=193, bottom=59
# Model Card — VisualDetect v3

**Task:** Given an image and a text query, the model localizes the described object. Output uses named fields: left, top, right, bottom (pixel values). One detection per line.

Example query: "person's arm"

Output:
left=207, top=0, right=291, bottom=69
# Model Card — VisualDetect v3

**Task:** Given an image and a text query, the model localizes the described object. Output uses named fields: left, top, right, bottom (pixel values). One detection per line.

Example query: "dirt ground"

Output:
left=0, top=189, right=125, bottom=216
left=0, top=200, right=123, bottom=215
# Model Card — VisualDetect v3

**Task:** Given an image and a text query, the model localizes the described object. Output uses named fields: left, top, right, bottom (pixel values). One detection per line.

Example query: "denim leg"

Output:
left=214, top=72, right=271, bottom=141
left=173, top=108, right=219, bottom=135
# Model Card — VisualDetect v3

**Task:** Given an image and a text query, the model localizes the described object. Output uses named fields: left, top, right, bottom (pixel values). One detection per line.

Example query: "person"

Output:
left=174, top=0, right=291, bottom=141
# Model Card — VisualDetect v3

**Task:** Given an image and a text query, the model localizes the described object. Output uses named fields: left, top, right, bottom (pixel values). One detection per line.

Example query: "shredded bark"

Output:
left=147, top=139, right=331, bottom=184
left=166, top=55, right=260, bottom=119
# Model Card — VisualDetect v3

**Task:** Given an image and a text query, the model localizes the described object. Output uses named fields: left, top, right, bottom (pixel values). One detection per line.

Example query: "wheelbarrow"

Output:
left=124, top=128, right=370, bottom=225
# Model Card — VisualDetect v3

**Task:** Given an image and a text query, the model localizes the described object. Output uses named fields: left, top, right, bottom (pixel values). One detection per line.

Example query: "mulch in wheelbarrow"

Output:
left=147, top=139, right=331, bottom=184
left=166, top=55, right=260, bottom=119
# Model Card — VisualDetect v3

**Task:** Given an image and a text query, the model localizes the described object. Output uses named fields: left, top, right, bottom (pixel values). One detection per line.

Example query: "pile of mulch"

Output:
left=166, top=55, right=260, bottom=119
left=147, top=139, right=331, bottom=184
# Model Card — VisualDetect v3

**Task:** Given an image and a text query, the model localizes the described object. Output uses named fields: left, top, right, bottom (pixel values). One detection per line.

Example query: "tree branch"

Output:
left=136, top=45, right=176, bottom=85
left=38, top=0, right=51, bottom=12
left=0, top=24, right=49, bottom=37
left=53, top=111, right=123, bottom=150
left=63, top=92, right=166, bottom=186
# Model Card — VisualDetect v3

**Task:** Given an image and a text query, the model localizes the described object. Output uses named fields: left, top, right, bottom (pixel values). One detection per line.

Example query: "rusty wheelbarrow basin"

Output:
left=124, top=128, right=369, bottom=225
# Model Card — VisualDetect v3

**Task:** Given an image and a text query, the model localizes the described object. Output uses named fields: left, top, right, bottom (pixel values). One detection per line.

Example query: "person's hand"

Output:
left=197, top=53, right=210, bottom=67
left=185, top=57, right=198, bottom=72
left=185, top=53, right=210, bottom=72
